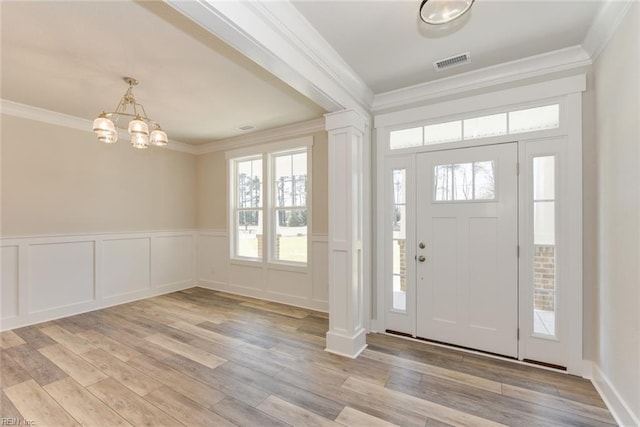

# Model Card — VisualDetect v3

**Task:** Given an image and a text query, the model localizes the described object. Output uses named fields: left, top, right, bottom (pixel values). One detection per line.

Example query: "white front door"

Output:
left=415, top=143, right=518, bottom=357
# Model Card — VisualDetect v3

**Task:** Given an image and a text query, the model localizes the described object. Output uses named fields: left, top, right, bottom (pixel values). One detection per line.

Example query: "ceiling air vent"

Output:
left=238, top=124, right=255, bottom=131
left=433, top=52, right=471, bottom=71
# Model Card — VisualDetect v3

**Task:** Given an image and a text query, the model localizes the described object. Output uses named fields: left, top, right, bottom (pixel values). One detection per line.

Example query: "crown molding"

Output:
left=195, top=117, right=325, bottom=155
left=582, top=0, right=634, bottom=62
left=0, top=99, right=323, bottom=156
left=1, top=99, right=199, bottom=155
left=372, top=45, right=592, bottom=112
left=2, top=99, right=90, bottom=133
left=165, top=0, right=373, bottom=119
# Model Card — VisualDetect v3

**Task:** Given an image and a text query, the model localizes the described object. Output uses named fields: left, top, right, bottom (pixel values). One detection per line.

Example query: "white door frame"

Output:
left=373, top=75, right=585, bottom=375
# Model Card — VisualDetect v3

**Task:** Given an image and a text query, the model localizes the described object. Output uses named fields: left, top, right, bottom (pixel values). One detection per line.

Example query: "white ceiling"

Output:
left=1, top=1, right=606, bottom=146
left=292, top=0, right=604, bottom=93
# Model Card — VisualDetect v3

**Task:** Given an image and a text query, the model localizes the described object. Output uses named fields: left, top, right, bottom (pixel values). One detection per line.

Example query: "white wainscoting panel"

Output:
left=198, top=231, right=328, bottom=312
left=0, top=230, right=197, bottom=331
left=152, top=235, right=194, bottom=288
left=266, top=268, right=309, bottom=299
left=29, top=241, right=95, bottom=313
left=1, top=246, right=19, bottom=320
left=102, top=237, right=150, bottom=299
left=229, top=263, right=264, bottom=291
left=311, top=236, right=329, bottom=303
left=198, top=233, right=229, bottom=284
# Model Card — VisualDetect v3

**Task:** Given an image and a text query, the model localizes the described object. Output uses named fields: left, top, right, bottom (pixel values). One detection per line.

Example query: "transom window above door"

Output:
left=389, top=104, right=560, bottom=150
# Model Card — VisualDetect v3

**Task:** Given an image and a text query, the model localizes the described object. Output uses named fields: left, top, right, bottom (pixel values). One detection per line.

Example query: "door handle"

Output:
left=418, top=255, right=426, bottom=262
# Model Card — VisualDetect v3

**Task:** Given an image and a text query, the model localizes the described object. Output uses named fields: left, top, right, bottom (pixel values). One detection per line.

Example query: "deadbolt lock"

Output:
left=418, top=242, right=425, bottom=249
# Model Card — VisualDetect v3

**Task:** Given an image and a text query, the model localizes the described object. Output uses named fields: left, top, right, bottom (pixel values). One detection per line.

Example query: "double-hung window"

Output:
left=272, top=150, right=308, bottom=263
left=233, top=157, right=263, bottom=259
left=229, top=139, right=311, bottom=266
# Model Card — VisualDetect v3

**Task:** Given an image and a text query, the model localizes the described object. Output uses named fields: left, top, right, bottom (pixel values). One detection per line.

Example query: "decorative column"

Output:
left=325, top=109, right=367, bottom=358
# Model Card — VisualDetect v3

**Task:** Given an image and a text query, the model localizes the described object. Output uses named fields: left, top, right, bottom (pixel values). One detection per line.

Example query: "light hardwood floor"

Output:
left=1, top=288, right=615, bottom=426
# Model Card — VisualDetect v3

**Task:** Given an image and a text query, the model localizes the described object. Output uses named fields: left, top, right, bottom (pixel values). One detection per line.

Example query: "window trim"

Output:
left=227, top=136, right=313, bottom=268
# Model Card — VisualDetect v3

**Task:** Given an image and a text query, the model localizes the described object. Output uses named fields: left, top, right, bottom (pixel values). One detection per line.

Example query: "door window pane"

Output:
left=474, top=161, right=496, bottom=199
left=392, top=168, right=407, bottom=311
left=434, top=164, right=453, bottom=201
left=434, top=161, right=495, bottom=201
left=509, top=104, right=559, bottom=134
left=533, top=156, right=556, bottom=336
left=453, top=163, right=473, bottom=200
left=464, top=113, right=507, bottom=140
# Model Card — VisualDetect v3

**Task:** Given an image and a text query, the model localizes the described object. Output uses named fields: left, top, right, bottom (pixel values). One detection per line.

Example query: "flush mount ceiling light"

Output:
left=419, top=0, right=475, bottom=25
left=93, top=77, right=168, bottom=149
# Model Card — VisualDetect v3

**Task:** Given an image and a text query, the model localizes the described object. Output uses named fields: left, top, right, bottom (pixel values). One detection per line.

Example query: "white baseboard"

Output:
left=0, top=280, right=195, bottom=331
left=325, top=328, right=368, bottom=358
left=197, top=279, right=328, bottom=313
left=590, top=361, right=640, bottom=427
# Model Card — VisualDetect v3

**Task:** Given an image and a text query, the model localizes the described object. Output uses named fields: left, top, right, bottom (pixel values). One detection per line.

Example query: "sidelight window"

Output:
left=532, top=155, right=557, bottom=337
left=392, top=168, right=407, bottom=311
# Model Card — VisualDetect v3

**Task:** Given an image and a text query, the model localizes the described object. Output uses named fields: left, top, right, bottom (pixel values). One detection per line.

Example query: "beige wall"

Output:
left=594, top=3, right=639, bottom=421
left=196, top=130, right=328, bottom=235
left=195, top=149, right=227, bottom=230
left=1, top=115, right=197, bottom=236
left=1, top=114, right=326, bottom=236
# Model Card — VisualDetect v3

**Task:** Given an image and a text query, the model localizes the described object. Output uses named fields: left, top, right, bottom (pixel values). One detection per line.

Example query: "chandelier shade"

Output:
left=128, top=118, right=149, bottom=136
left=97, top=130, right=118, bottom=144
left=92, top=77, right=168, bottom=149
left=419, top=0, right=474, bottom=25
left=130, top=133, right=149, bottom=149
left=93, top=115, right=115, bottom=134
left=150, top=129, right=169, bottom=146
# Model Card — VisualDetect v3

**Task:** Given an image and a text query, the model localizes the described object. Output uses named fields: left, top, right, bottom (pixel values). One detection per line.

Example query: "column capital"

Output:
left=325, top=109, right=367, bottom=133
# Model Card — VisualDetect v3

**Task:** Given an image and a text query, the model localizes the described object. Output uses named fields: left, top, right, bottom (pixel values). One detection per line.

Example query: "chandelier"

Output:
left=419, top=0, right=474, bottom=25
left=92, top=77, right=168, bottom=148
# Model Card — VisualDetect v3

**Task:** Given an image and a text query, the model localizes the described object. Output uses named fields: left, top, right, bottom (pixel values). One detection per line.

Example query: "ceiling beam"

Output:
left=164, top=0, right=374, bottom=119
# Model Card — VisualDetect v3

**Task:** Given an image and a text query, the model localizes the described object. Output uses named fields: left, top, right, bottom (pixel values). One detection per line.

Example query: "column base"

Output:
left=325, top=328, right=367, bottom=358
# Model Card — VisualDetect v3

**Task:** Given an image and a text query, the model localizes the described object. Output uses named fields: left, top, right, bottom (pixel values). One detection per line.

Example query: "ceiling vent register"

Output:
left=433, top=52, right=471, bottom=71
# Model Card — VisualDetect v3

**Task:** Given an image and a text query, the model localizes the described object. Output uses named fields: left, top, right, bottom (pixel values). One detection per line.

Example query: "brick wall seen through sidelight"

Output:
left=534, top=245, right=556, bottom=311
left=398, top=240, right=407, bottom=292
